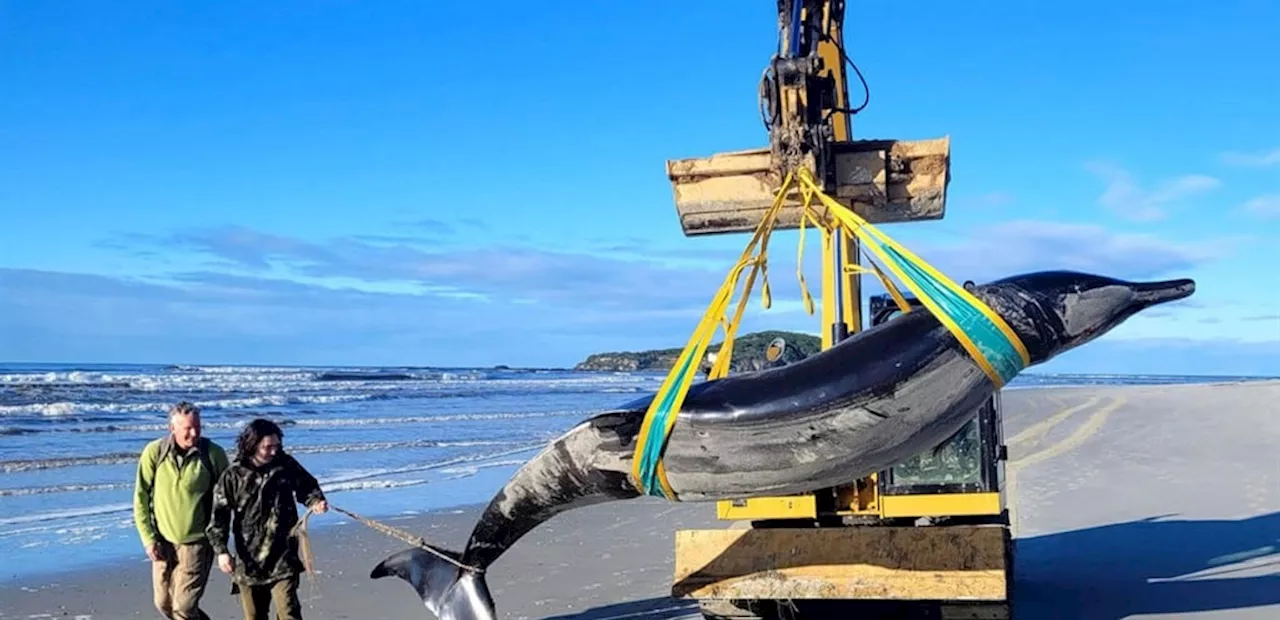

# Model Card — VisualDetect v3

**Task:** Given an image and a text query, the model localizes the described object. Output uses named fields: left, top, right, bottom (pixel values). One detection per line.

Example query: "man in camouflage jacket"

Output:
left=207, top=418, right=327, bottom=620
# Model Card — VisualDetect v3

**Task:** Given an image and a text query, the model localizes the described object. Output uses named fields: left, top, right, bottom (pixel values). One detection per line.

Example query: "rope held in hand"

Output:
left=291, top=504, right=484, bottom=575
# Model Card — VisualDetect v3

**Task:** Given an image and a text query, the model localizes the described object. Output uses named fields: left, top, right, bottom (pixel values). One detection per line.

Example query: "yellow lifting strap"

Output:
left=630, top=171, right=796, bottom=500
left=629, top=167, right=1030, bottom=500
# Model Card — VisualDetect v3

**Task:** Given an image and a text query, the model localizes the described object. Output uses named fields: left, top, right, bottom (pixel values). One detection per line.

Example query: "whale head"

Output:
left=973, top=270, right=1196, bottom=366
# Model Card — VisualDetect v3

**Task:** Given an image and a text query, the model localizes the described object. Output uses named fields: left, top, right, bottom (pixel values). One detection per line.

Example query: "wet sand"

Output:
left=2, top=380, right=1277, bottom=619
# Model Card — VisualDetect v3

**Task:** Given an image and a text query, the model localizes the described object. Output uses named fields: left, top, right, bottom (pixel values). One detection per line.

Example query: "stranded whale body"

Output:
left=370, top=270, right=1195, bottom=620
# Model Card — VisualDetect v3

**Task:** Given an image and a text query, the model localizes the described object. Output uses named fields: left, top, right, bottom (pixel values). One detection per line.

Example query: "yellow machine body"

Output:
left=715, top=492, right=1004, bottom=522
left=672, top=526, right=1012, bottom=602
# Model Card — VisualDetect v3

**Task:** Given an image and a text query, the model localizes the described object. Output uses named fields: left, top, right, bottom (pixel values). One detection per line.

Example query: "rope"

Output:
left=289, top=504, right=484, bottom=576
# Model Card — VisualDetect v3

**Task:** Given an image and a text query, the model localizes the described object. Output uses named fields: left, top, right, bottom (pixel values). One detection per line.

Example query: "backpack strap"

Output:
left=196, top=437, right=215, bottom=480
left=195, top=437, right=218, bottom=517
left=154, top=435, right=174, bottom=469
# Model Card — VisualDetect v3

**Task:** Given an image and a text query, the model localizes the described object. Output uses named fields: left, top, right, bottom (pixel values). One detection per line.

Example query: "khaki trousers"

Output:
left=151, top=540, right=214, bottom=620
left=237, top=575, right=303, bottom=620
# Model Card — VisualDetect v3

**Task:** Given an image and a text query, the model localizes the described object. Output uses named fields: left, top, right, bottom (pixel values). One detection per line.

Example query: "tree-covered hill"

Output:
left=574, top=330, right=822, bottom=373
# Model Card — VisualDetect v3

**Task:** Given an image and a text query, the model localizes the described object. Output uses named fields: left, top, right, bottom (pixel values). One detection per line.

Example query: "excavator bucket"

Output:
left=666, top=136, right=950, bottom=236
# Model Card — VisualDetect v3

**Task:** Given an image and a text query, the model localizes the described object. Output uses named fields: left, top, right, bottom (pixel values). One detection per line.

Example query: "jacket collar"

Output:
left=159, top=435, right=207, bottom=466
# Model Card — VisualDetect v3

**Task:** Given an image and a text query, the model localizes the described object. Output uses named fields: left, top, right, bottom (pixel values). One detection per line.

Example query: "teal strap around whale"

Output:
left=791, top=165, right=1031, bottom=389
left=636, top=353, right=699, bottom=499
left=629, top=172, right=791, bottom=501
left=879, top=243, right=1028, bottom=386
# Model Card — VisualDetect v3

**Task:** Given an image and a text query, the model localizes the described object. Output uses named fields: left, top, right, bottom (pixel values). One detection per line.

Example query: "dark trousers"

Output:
left=237, top=575, right=302, bottom=620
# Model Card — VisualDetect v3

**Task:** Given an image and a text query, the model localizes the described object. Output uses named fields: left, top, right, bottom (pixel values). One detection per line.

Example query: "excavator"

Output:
left=661, top=2, right=1014, bottom=618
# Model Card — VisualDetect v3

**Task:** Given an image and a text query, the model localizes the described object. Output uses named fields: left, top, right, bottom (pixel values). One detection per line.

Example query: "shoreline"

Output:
left=4, top=380, right=1278, bottom=619
left=0, top=500, right=492, bottom=583
left=6, top=359, right=1276, bottom=380
left=0, top=460, right=530, bottom=584
left=1002, top=375, right=1280, bottom=390
left=1, top=497, right=725, bottom=620
left=5, top=379, right=1277, bottom=585
left=0, top=380, right=1195, bottom=584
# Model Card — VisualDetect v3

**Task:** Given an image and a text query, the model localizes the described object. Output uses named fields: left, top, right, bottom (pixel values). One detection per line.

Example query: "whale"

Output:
left=369, top=270, right=1195, bottom=620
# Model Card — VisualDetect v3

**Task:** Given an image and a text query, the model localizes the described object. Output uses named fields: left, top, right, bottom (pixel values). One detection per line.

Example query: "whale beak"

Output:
left=1132, top=278, right=1196, bottom=307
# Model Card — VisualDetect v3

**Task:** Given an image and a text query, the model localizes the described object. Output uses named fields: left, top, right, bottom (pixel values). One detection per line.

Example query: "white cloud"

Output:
left=1220, top=148, right=1280, bottom=167
left=0, top=267, right=717, bottom=367
left=36, top=218, right=1238, bottom=367
left=970, top=192, right=1013, bottom=208
left=1085, top=162, right=1221, bottom=222
left=139, top=226, right=730, bottom=314
left=743, top=219, right=1231, bottom=336
left=1242, top=194, right=1280, bottom=218
left=151, top=220, right=1230, bottom=315
left=1035, top=337, right=1280, bottom=376
left=904, top=219, right=1225, bottom=284
left=1101, top=301, right=1280, bottom=344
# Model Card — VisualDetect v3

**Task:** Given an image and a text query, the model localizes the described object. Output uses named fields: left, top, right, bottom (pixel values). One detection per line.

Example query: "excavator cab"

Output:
left=870, top=292, right=1008, bottom=514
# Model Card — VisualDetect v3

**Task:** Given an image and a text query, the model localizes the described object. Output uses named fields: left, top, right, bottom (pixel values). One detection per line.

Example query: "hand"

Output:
left=145, top=542, right=163, bottom=562
left=218, top=553, right=235, bottom=575
left=310, top=499, right=328, bottom=515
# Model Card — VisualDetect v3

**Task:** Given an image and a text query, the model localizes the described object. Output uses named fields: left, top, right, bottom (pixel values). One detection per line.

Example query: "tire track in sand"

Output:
left=1007, top=395, right=1102, bottom=453
left=1007, top=395, right=1128, bottom=533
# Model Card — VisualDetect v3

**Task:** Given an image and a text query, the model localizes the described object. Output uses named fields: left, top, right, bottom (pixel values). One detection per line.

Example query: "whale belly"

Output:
left=660, top=348, right=992, bottom=501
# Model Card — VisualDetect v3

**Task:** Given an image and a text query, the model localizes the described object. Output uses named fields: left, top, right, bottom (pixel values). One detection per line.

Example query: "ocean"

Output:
left=0, top=362, right=1271, bottom=581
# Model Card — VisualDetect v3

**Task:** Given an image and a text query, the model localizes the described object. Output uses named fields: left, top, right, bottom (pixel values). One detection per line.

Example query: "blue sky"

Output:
left=2, top=1, right=1278, bottom=375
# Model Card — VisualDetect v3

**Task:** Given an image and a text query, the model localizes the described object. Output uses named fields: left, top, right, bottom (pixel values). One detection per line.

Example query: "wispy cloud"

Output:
left=1035, top=337, right=1280, bottom=376
left=132, top=220, right=1231, bottom=316
left=1241, top=194, right=1280, bottom=218
left=133, top=225, right=729, bottom=313
left=389, top=217, right=488, bottom=236
left=409, top=218, right=457, bottom=235
left=144, top=220, right=1226, bottom=324
left=0, top=267, right=712, bottom=367
left=908, top=219, right=1224, bottom=284
left=161, top=226, right=326, bottom=270
left=1220, top=148, right=1280, bottom=167
left=1085, top=162, right=1220, bottom=222
left=6, top=260, right=1269, bottom=375
left=2, top=218, right=1242, bottom=367
left=971, top=192, right=1014, bottom=208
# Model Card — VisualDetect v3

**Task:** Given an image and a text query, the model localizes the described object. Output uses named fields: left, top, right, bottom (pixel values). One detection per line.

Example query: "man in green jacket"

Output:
left=207, top=418, right=328, bottom=620
left=133, top=401, right=230, bottom=620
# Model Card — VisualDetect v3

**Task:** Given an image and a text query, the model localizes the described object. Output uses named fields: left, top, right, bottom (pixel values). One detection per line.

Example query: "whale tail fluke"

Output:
left=371, top=547, right=496, bottom=620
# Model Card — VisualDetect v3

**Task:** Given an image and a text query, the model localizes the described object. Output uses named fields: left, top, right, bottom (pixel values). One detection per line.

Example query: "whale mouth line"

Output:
left=1132, top=278, right=1196, bottom=307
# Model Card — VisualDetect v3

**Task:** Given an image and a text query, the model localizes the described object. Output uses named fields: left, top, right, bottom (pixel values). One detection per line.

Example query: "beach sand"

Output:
left=2, top=381, right=1277, bottom=619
